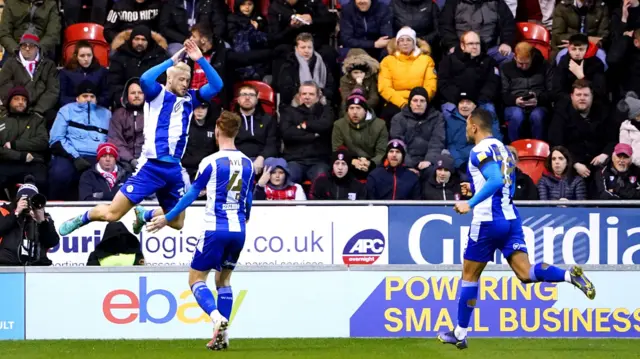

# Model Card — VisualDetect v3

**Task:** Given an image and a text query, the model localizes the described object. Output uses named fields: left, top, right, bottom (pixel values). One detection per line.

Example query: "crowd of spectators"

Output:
left=0, top=0, right=639, bottom=202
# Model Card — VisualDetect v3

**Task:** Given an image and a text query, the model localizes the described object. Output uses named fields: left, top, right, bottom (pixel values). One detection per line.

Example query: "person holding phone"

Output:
left=500, top=42, right=553, bottom=141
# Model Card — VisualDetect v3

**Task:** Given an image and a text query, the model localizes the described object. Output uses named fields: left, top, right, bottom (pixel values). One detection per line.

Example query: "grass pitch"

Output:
left=3, top=338, right=639, bottom=359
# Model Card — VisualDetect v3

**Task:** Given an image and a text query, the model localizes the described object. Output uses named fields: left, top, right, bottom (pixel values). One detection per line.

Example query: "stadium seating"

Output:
left=63, top=23, right=110, bottom=67
left=232, top=81, right=277, bottom=116
left=516, top=22, right=551, bottom=60
left=511, top=139, right=550, bottom=184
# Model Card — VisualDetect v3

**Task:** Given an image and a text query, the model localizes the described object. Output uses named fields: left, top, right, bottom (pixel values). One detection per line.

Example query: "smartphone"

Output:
left=521, top=93, right=535, bottom=101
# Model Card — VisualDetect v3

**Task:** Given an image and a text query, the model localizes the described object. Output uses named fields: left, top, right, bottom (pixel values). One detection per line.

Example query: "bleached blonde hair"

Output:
left=167, top=62, right=191, bottom=79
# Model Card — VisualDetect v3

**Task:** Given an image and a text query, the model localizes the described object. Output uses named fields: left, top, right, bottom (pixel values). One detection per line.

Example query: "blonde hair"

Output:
left=167, top=62, right=191, bottom=79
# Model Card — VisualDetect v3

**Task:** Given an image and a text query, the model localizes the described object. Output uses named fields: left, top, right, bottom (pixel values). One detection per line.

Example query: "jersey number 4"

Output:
left=227, top=171, right=243, bottom=201
left=489, top=144, right=515, bottom=186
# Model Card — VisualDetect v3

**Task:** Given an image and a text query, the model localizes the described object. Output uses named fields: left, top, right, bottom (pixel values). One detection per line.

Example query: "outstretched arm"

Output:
left=140, top=48, right=187, bottom=101
left=184, top=39, right=223, bottom=101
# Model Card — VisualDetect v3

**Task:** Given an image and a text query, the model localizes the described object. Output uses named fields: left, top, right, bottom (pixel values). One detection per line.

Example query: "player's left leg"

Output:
left=133, top=167, right=188, bottom=233
left=59, top=192, right=136, bottom=236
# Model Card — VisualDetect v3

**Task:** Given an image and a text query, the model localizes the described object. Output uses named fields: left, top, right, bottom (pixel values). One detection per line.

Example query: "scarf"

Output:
left=295, top=52, right=327, bottom=89
left=97, top=164, right=118, bottom=189
left=19, top=51, right=39, bottom=79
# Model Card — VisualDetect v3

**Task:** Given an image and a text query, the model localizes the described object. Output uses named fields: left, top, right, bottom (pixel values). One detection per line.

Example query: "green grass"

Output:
left=2, top=338, right=640, bottom=359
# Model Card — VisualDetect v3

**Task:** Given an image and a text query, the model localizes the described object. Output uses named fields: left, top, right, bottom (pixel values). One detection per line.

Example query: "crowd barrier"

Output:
left=2, top=265, right=640, bottom=340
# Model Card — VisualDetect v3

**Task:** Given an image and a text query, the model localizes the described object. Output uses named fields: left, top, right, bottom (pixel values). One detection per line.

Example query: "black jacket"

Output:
left=500, top=48, right=554, bottom=107
left=422, top=168, right=465, bottom=200
left=607, top=34, right=640, bottom=97
left=552, top=54, right=606, bottom=102
left=78, top=165, right=131, bottom=201
left=593, top=160, right=640, bottom=200
left=182, top=116, right=218, bottom=176
left=310, top=172, right=367, bottom=200
left=279, top=101, right=334, bottom=164
left=235, top=107, right=279, bottom=159
left=537, top=173, right=587, bottom=200
left=267, top=0, right=337, bottom=47
left=104, top=0, right=163, bottom=43
left=0, top=204, right=59, bottom=266
left=277, top=52, right=336, bottom=106
left=158, top=0, right=229, bottom=44
left=366, top=164, right=421, bottom=199
left=0, top=111, right=49, bottom=163
left=391, top=0, right=440, bottom=47
left=87, top=222, right=145, bottom=266
left=548, top=99, right=616, bottom=165
left=228, top=0, right=268, bottom=42
left=513, top=168, right=539, bottom=200
left=438, top=47, right=500, bottom=104
left=340, top=0, right=393, bottom=50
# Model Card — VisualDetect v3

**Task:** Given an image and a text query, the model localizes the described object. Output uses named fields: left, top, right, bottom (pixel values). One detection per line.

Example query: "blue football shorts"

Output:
left=191, top=230, right=246, bottom=272
left=120, top=158, right=187, bottom=211
left=463, top=218, right=527, bottom=263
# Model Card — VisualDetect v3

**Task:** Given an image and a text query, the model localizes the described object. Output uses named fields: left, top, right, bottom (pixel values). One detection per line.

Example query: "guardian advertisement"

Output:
left=45, top=206, right=388, bottom=266
left=388, top=207, right=640, bottom=265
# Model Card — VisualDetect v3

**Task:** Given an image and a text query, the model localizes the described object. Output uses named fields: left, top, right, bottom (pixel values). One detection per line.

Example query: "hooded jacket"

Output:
left=378, top=38, right=437, bottom=108
left=277, top=51, right=336, bottom=107
left=390, top=106, right=445, bottom=168
left=366, top=163, right=421, bottom=199
left=421, top=158, right=465, bottom=200
left=267, top=0, right=337, bottom=47
left=340, top=49, right=380, bottom=116
left=593, top=159, right=640, bottom=199
left=391, top=0, right=440, bottom=47
left=87, top=222, right=145, bottom=266
left=339, top=0, right=393, bottom=50
left=0, top=54, right=59, bottom=115
left=332, top=110, right=388, bottom=166
left=79, top=164, right=131, bottom=201
left=254, top=158, right=307, bottom=200
left=108, top=27, right=169, bottom=107
left=49, top=102, right=112, bottom=159
left=59, top=63, right=110, bottom=108
left=0, top=105, right=49, bottom=163
left=0, top=0, right=61, bottom=54
left=619, top=119, right=640, bottom=167
left=108, top=78, right=145, bottom=165
left=438, top=46, right=500, bottom=104
left=500, top=47, right=553, bottom=107
left=182, top=112, right=218, bottom=175
left=550, top=0, right=609, bottom=58
left=235, top=107, right=279, bottom=159
left=537, top=172, right=587, bottom=200
left=310, top=171, right=367, bottom=200
left=280, top=100, right=334, bottom=164
left=104, top=0, right=163, bottom=43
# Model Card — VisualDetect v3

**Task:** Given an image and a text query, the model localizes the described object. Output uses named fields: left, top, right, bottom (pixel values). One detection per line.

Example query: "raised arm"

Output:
left=185, top=40, right=223, bottom=101
left=140, top=48, right=186, bottom=101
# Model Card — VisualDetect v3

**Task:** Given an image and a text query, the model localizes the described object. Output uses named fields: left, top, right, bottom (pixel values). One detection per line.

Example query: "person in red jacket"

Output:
left=253, top=157, right=307, bottom=200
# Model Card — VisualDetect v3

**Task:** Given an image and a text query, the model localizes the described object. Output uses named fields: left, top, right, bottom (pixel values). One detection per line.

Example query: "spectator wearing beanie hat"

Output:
left=592, top=143, right=640, bottom=199
left=339, top=49, right=381, bottom=117
left=48, top=80, right=112, bottom=200
left=78, top=143, right=132, bottom=201
left=366, top=139, right=421, bottom=199
left=0, top=28, right=59, bottom=121
left=421, top=153, right=468, bottom=200
left=378, top=26, right=437, bottom=121
left=618, top=91, right=640, bottom=167
left=310, top=147, right=367, bottom=200
left=0, top=0, right=61, bottom=57
left=390, top=86, right=445, bottom=176
left=332, top=89, right=388, bottom=180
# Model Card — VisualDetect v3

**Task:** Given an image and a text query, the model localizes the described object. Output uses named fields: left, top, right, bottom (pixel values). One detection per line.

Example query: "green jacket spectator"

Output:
left=0, top=0, right=61, bottom=56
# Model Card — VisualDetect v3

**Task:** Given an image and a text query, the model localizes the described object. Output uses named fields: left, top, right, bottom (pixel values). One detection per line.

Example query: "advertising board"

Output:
left=0, top=273, right=25, bottom=340
left=45, top=206, right=388, bottom=266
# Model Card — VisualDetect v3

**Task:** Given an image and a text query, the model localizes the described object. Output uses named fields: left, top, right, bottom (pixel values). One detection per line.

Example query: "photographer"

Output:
left=0, top=176, right=59, bottom=266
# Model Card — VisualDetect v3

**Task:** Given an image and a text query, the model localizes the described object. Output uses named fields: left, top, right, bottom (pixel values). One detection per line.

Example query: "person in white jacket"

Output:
left=618, top=91, right=640, bottom=167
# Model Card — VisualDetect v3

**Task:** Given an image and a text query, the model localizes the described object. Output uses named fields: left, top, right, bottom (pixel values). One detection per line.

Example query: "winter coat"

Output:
left=279, top=100, right=334, bottom=164
left=439, top=0, right=516, bottom=51
left=340, top=49, right=380, bottom=116
left=310, top=172, right=367, bottom=200
left=444, top=108, right=474, bottom=169
left=378, top=38, right=437, bottom=108
left=107, top=79, right=144, bottom=164
left=59, top=64, right=110, bottom=108
left=514, top=168, right=539, bottom=200
left=550, top=0, right=609, bottom=58
left=157, top=0, right=228, bottom=43
left=227, top=4, right=270, bottom=80
left=552, top=52, right=606, bottom=102
left=332, top=111, right=389, bottom=165
left=104, top=0, right=163, bottom=43
left=593, top=159, right=640, bottom=199
left=0, top=204, right=58, bottom=266
left=619, top=120, right=640, bottom=167
left=108, top=29, right=169, bottom=107
left=277, top=51, right=336, bottom=106
left=79, top=165, right=131, bottom=201
left=391, top=0, right=440, bottom=47
left=422, top=167, right=465, bottom=200
left=0, top=111, right=48, bottom=163
left=438, top=46, right=500, bottom=104
left=537, top=172, right=587, bottom=200
left=500, top=47, right=553, bottom=107
left=548, top=100, right=616, bottom=165
left=267, top=0, right=337, bottom=47
left=0, top=0, right=61, bottom=54
left=611, top=5, right=640, bottom=39
left=235, top=108, right=279, bottom=159
left=87, top=222, right=145, bottom=266
left=504, top=0, right=554, bottom=29
left=339, top=0, right=393, bottom=50
left=49, top=102, right=112, bottom=158
left=390, top=106, right=445, bottom=168
left=367, top=164, right=421, bottom=199
left=607, top=35, right=640, bottom=96
left=0, top=55, right=59, bottom=115
left=182, top=117, right=217, bottom=175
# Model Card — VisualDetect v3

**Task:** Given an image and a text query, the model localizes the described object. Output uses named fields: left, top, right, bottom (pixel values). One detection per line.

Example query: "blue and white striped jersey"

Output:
left=196, top=150, right=255, bottom=232
left=141, top=86, right=203, bottom=161
left=467, top=137, right=519, bottom=224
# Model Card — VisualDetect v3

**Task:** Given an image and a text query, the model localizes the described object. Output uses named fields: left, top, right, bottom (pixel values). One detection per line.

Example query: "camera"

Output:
left=27, top=193, right=47, bottom=210
left=17, top=175, right=47, bottom=214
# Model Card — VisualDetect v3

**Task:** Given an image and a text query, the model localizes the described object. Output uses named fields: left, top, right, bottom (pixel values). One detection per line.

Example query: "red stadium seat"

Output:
left=63, top=23, right=110, bottom=67
left=517, top=159, right=547, bottom=184
left=516, top=22, right=551, bottom=60
left=511, top=139, right=550, bottom=184
left=232, top=81, right=277, bottom=115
